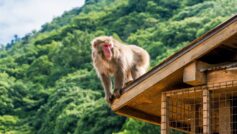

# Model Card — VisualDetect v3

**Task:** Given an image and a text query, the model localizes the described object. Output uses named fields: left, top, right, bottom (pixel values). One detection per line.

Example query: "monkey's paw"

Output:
left=114, top=89, right=122, bottom=98
left=105, top=95, right=114, bottom=104
left=125, top=81, right=133, bottom=87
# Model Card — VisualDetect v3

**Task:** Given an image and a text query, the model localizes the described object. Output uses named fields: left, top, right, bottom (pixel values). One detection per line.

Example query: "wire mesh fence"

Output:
left=162, top=80, right=237, bottom=134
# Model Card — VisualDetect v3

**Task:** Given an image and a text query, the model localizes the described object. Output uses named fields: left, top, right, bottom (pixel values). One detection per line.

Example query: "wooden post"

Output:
left=219, top=101, right=231, bottom=134
left=191, top=105, right=199, bottom=133
left=203, top=90, right=211, bottom=134
left=161, top=93, right=169, bottom=134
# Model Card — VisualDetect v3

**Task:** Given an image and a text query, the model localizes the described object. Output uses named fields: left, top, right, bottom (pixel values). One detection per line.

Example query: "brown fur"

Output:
left=91, top=36, right=150, bottom=103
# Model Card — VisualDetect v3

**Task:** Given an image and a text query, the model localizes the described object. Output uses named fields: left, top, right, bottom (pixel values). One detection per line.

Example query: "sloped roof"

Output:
left=111, top=15, right=237, bottom=125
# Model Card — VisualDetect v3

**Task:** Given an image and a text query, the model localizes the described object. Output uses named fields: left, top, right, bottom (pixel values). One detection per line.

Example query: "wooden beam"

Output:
left=116, top=106, right=161, bottom=125
left=183, top=61, right=209, bottom=86
left=207, top=69, right=237, bottom=83
left=112, top=18, right=237, bottom=111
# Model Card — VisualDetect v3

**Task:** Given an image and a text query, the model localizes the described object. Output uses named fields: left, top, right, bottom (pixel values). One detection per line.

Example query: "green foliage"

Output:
left=33, top=87, right=102, bottom=134
left=74, top=99, right=126, bottom=134
left=116, top=119, right=160, bottom=134
left=55, top=69, right=102, bottom=90
left=1, top=0, right=237, bottom=133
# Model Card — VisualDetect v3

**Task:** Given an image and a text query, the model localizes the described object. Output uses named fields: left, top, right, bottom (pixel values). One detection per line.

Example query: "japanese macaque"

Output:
left=91, top=36, right=150, bottom=104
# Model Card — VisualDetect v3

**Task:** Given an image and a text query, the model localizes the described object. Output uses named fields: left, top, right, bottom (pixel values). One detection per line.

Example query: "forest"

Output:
left=0, top=0, right=237, bottom=133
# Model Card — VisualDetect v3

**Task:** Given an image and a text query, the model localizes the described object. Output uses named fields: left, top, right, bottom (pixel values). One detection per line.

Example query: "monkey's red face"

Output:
left=93, top=40, right=113, bottom=61
left=101, top=43, right=113, bottom=61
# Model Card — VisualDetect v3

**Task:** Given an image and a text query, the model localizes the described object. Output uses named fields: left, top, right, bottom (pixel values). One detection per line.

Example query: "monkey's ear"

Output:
left=108, top=36, right=114, bottom=47
left=91, top=40, right=97, bottom=48
left=109, top=36, right=113, bottom=40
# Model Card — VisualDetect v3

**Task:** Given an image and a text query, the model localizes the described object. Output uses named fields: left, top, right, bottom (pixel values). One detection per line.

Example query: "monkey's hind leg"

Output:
left=106, top=94, right=115, bottom=104
left=125, top=71, right=133, bottom=87
left=131, top=66, right=146, bottom=80
left=114, top=88, right=122, bottom=99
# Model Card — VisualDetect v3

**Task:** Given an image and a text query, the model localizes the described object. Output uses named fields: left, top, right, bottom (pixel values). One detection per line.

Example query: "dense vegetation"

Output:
left=0, top=0, right=237, bottom=133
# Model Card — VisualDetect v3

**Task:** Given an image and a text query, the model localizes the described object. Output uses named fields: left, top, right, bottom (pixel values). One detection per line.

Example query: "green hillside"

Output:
left=0, top=0, right=237, bottom=133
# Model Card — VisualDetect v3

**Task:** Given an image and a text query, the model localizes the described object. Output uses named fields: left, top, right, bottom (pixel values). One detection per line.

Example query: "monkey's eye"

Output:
left=104, top=44, right=110, bottom=48
left=93, top=43, right=97, bottom=48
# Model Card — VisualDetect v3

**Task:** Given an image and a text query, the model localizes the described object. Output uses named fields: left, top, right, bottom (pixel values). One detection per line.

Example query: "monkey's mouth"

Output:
left=104, top=53, right=112, bottom=61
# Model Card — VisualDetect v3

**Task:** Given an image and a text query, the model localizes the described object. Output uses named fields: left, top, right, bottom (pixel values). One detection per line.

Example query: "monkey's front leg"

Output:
left=100, top=74, right=114, bottom=104
left=114, top=68, right=125, bottom=98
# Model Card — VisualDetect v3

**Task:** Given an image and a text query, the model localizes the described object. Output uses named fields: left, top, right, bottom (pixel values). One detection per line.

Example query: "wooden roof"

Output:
left=111, top=15, right=237, bottom=125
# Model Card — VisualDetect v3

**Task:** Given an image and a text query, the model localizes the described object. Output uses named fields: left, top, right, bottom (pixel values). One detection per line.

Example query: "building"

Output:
left=111, top=15, right=237, bottom=134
